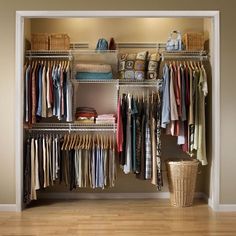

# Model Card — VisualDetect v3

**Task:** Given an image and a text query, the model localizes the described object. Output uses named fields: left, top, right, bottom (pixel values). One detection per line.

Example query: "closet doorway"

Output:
left=15, top=11, right=220, bottom=211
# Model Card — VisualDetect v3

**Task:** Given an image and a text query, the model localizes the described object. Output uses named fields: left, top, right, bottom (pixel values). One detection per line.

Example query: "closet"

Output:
left=22, top=17, right=212, bottom=206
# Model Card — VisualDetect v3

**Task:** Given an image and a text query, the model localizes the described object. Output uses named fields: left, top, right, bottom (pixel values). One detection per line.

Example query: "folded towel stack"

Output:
left=95, top=114, right=116, bottom=125
left=75, top=107, right=97, bottom=123
left=75, top=63, right=113, bottom=80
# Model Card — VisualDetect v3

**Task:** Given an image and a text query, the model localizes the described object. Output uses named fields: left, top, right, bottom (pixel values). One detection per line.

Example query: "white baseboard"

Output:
left=0, top=204, right=17, bottom=212
left=38, top=192, right=170, bottom=200
left=38, top=192, right=207, bottom=200
left=218, top=204, right=236, bottom=212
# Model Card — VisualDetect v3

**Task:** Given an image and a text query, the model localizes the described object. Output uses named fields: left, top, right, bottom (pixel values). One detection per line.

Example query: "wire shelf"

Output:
left=161, top=50, right=208, bottom=61
left=27, top=123, right=117, bottom=132
left=25, top=50, right=73, bottom=59
left=72, top=79, right=119, bottom=84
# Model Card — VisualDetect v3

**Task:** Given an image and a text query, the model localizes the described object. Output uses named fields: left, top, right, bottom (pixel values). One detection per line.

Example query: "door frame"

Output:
left=15, top=10, right=220, bottom=211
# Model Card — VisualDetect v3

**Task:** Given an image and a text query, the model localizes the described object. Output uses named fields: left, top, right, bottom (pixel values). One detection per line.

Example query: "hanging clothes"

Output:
left=161, top=61, right=208, bottom=165
left=118, top=88, right=163, bottom=190
left=24, top=60, right=73, bottom=124
left=23, top=132, right=117, bottom=203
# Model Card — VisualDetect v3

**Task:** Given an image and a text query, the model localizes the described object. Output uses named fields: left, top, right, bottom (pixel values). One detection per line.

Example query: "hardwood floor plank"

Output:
left=0, top=199, right=236, bottom=236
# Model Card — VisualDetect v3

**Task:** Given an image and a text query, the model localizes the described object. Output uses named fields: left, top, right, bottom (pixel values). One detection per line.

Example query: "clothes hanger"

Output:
left=109, top=135, right=112, bottom=150
left=65, top=133, right=70, bottom=150
left=85, top=134, right=89, bottom=149
left=61, top=134, right=67, bottom=150
left=75, top=134, right=80, bottom=150
left=69, top=133, right=75, bottom=150
left=101, top=134, right=104, bottom=150
left=88, top=134, right=91, bottom=149
left=77, top=134, right=83, bottom=150
left=73, top=134, right=78, bottom=150
left=190, top=61, right=195, bottom=70
left=104, top=135, right=108, bottom=150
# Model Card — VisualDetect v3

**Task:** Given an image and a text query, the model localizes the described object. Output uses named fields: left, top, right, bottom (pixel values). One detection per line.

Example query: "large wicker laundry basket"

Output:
left=166, top=159, right=199, bottom=207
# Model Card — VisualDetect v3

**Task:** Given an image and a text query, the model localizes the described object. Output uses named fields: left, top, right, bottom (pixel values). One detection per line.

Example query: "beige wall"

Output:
left=0, top=0, right=235, bottom=205
left=31, top=18, right=204, bottom=47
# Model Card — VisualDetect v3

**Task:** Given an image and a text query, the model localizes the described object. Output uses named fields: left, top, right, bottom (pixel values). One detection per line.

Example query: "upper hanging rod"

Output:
left=161, top=50, right=208, bottom=61
left=25, top=50, right=73, bottom=60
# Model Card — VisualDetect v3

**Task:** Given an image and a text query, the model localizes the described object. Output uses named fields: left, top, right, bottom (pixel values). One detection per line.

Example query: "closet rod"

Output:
left=25, top=55, right=73, bottom=60
left=119, top=84, right=158, bottom=87
left=27, top=128, right=117, bottom=132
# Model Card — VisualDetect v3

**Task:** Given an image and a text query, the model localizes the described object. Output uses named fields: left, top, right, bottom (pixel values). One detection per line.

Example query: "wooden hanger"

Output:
left=71, top=133, right=77, bottom=150
left=97, top=134, right=100, bottom=147
left=77, top=134, right=82, bottom=150
left=64, top=134, right=69, bottom=150
left=61, top=134, right=67, bottom=150
left=85, top=134, right=89, bottom=149
left=109, top=135, right=112, bottom=150
left=100, top=134, right=104, bottom=150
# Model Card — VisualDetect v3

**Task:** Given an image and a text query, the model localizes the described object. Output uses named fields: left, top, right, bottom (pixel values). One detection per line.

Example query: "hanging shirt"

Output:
left=197, top=66, right=208, bottom=165
left=66, top=69, right=73, bottom=122
left=124, top=94, right=132, bottom=174
left=161, top=64, right=170, bottom=128
left=41, top=65, right=47, bottom=118
left=31, top=63, right=37, bottom=124
left=116, top=96, right=123, bottom=153
left=145, top=94, right=152, bottom=180
left=25, top=64, right=31, bottom=122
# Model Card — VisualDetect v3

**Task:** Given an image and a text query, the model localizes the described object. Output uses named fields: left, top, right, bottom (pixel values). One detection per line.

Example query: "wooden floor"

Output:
left=0, top=199, right=236, bottom=236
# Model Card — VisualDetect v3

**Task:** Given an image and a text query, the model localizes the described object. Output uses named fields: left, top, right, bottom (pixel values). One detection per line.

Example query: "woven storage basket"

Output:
left=49, top=34, right=70, bottom=50
left=31, top=33, right=49, bottom=50
left=183, top=32, right=204, bottom=51
left=166, top=159, right=199, bottom=207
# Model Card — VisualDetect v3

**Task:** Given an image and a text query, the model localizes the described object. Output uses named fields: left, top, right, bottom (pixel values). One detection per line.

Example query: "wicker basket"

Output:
left=183, top=32, right=204, bottom=51
left=49, top=34, right=70, bottom=50
left=31, top=33, right=49, bottom=50
left=166, top=159, right=199, bottom=207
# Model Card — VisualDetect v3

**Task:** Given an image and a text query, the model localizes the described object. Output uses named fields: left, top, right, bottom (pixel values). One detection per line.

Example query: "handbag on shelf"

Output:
left=96, top=38, right=108, bottom=50
left=166, top=30, right=183, bottom=51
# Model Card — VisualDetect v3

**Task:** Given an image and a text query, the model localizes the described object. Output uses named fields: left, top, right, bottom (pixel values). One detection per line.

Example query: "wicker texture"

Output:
left=166, top=159, right=199, bottom=207
left=31, top=33, right=49, bottom=50
left=183, top=32, right=204, bottom=51
left=49, top=34, right=70, bottom=50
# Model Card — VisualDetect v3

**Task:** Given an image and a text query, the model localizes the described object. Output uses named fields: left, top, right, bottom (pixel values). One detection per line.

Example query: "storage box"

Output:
left=49, top=34, right=70, bottom=50
left=183, top=32, right=204, bottom=51
left=31, top=33, right=49, bottom=50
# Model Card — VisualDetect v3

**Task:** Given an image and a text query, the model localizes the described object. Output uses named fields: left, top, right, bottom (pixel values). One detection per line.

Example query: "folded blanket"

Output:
left=75, top=64, right=112, bottom=73
left=76, top=72, right=113, bottom=80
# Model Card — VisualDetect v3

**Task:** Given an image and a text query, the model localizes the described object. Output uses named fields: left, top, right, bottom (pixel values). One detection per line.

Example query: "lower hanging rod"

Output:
left=27, top=128, right=116, bottom=132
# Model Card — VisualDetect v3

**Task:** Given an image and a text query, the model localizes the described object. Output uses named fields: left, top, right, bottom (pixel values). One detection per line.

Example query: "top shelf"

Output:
left=161, top=50, right=208, bottom=60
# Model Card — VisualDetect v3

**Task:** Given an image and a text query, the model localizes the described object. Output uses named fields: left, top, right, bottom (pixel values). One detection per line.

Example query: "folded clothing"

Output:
left=95, top=114, right=116, bottom=124
left=75, top=117, right=95, bottom=124
left=75, top=107, right=97, bottom=121
left=76, top=72, right=113, bottom=80
left=75, top=63, right=112, bottom=73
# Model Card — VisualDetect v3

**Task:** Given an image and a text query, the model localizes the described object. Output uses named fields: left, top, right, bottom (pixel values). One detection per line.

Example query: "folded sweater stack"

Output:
left=95, top=114, right=116, bottom=125
left=75, top=107, right=97, bottom=123
left=75, top=63, right=113, bottom=80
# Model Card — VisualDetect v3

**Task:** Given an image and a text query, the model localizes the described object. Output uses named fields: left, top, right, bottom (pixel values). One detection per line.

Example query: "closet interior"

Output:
left=23, top=17, right=213, bottom=207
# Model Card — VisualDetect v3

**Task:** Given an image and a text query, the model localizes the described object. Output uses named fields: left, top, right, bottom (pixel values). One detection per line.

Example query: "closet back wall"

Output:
left=29, top=18, right=207, bottom=195
left=31, top=18, right=204, bottom=47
